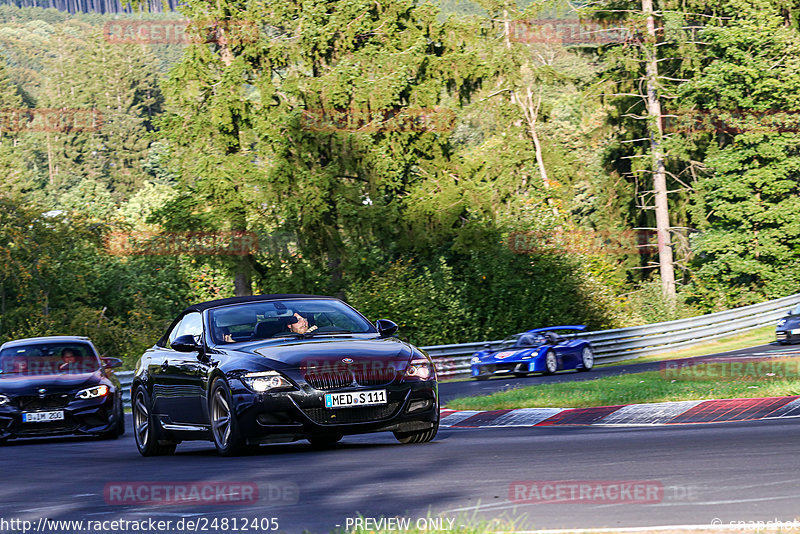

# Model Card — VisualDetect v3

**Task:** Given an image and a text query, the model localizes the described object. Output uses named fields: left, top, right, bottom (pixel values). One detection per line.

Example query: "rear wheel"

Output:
left=543, top=350, right=558, bottom=375
left=475, top=375, right=489, bottom=381
left=394, top=421, right=439, bottom=444
left=210, top=378, right=246, bottom=457
left=513, top=372, right=529, bottom=377
left=133, top=386, right=176, bottom=456
left=578, top=346, right=594, bottom=372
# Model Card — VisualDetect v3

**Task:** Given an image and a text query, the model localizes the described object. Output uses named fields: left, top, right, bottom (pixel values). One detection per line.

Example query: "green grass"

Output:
left=446, top=357, right=800, bottom=410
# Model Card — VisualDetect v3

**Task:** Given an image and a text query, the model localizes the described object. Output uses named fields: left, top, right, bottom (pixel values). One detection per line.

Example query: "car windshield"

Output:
left=514, top=333, right=546, bottom=348
left=208, top=298, right=376, bottom=344
left=0, top=342, right=100, bottom=376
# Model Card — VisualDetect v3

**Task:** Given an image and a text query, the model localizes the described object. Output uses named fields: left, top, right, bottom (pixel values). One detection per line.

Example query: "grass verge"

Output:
left=445, top=357, right=800, bottom=410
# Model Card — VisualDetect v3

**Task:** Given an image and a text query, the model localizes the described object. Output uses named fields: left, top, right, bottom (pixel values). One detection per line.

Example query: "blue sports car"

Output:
left=470, top=326, right=594, bottom=380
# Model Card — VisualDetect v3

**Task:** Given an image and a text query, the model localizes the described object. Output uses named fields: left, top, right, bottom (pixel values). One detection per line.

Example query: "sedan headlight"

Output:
left=0, top=393, right=10, bottom=406
left=471, top=356, right=481, bottom=364
left=242, top=371, right=294, bottom=393
left=777, top=319, right=787, bottom=327
left=75, top=385, right=109, bottom=400
left=404, top=358, right=435, bottom=381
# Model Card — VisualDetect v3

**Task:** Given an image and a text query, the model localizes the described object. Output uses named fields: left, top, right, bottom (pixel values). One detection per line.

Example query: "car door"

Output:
left=156, top=312, right=208, bottom=425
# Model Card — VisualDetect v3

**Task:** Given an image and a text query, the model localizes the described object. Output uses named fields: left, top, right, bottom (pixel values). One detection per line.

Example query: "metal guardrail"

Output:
left=426, top=292, right=800, bottom=378
left=116, top=292, right=800, bottom=404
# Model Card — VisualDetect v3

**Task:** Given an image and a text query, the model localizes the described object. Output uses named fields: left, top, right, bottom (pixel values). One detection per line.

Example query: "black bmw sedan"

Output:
left=0, top=336, right=125, bottom=442
left=131, top=294, right=439, bottom=456
left=776, top=303, right=800, bottom=344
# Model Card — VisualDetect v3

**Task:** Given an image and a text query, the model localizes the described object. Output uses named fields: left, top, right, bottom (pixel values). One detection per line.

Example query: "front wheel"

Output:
left=210, top=378, right=246, bottom=457
left=543, top=350, right=558, bottom=375
left=102, top=394, right=125, bottom=439
left=133, top=386, right=176, bottom=456
left=309, top=433, right=343, bottom=449
left=394, top=421, right=439, bottom=444
left=578, top=346, right=594, bottom=372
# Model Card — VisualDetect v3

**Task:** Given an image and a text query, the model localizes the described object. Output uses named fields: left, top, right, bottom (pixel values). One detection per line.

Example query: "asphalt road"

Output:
left=3, top=341, right=800, bottom=534
left=2, top=416, right=800, bottom=533
left=439, top=342, right=791, bottom=402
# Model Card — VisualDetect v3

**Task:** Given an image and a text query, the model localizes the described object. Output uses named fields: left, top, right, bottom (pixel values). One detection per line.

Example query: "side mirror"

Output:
left=101, top=357, right=123, bottom=369
left=171, top=334, right=202, bottom=352
left=376, top=319, right=398, bottom=338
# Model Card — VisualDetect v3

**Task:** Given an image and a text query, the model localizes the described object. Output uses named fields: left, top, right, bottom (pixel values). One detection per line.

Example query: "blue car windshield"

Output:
left=514, top=334, right=546, bottom=348
left=208, top=299, right=376, bottom=344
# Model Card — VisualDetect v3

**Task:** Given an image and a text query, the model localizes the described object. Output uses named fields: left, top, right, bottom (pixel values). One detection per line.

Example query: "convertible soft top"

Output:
left=180, top=294, right=334, bottom=315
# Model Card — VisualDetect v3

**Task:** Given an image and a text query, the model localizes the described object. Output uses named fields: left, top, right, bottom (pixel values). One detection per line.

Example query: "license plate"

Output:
left=22, top=411, right=64, bottom=423
left=324, top=390, right=387, bottom=409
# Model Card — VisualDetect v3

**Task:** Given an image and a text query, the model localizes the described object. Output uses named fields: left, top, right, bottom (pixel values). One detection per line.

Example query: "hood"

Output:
left=251, top=337, right=413, bottom=369
left=0, top=371, right=103, bottom=395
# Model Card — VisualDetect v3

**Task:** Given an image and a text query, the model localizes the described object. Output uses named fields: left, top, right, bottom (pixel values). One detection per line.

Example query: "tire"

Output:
left=102, top=394, right=125, bottom=439
left=394, top=421, right=439, bottom=444
left=513, top=372, right=529, bottom=378
left=308, top=433, right=343, bottom=449
left=578, top=346, right=594, bottom=372
left=209, top=378, right=246, bottom=457
left=543, top=350, right=558, bottom=375
left=475, top=375, right=489, bottom=381
left=132, top=386, right=176, bottom=456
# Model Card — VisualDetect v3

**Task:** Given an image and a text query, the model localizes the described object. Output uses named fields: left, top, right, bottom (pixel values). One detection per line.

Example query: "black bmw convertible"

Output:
left=131, top=294, right=439, bottom=456
left=0, top=336, right=125, bottom=442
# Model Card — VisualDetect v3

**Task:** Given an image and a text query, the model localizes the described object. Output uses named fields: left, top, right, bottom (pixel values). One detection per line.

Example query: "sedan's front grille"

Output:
left=303, top=401, right=401, bottom=425
left=15, top=394, right=72, bottom=411
left=304, top=368, right=398, bottom=391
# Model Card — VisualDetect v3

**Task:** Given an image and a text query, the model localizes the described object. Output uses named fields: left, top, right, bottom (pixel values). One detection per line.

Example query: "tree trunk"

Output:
left=642, top=0, right=676, bottom=302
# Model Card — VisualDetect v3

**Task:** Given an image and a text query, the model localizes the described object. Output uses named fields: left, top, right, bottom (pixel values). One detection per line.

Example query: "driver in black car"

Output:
left=287, top=312, right=317, bottom=335
left=58, top=348, right=83, bottom=373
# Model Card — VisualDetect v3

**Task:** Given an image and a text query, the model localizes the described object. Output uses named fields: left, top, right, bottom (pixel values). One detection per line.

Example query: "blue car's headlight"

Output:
left=0, top=393, right=10, bottom=406
left=777, top=319, right=787, bottom=327
left=471, top=356, right=481, bottom=364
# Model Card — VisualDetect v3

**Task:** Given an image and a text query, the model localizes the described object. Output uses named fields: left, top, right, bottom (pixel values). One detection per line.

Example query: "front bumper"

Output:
left=0, top=394, right=119, bottom=439
left=228, top=380, right=438, bottom=444
left=776, top=329, right=800, bottom=343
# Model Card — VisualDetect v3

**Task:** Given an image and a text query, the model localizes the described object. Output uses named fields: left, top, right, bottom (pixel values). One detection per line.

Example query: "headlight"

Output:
left=0, top=393, right=9, bottom=406
left=404, top=358, right=434, bottom=381
left=777, top=319, right=787, bottom=327
left=471, top=356, right=480, bottom=364
left=242, top=371, right=294, bottom=393
left=75, top=385, right=109, bottom=400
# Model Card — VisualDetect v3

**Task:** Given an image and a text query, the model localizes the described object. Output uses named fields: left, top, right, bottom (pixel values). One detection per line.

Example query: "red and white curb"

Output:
left=439, top=396, right=800, bottom=428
